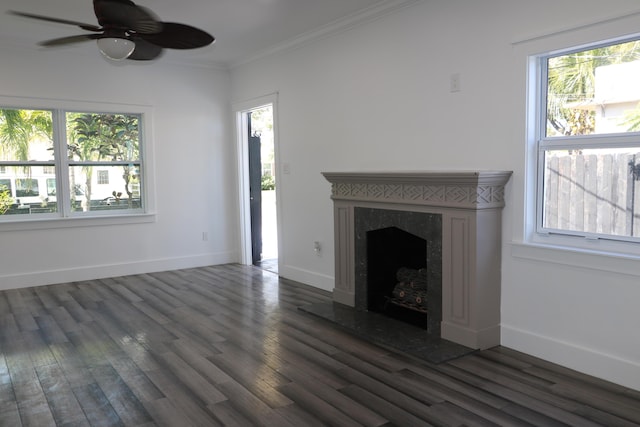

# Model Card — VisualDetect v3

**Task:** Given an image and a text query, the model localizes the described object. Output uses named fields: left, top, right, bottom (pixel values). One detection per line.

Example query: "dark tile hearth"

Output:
left=299, top=302, right=475, bottom=364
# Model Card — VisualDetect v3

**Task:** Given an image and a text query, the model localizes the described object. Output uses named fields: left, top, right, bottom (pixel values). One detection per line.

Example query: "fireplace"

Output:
left=322, top=171, right=512, bottom=349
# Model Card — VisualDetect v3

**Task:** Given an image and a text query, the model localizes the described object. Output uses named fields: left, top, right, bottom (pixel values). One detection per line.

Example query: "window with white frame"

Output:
left=535, top=37, right=640, bottom=243
left=97, top=170, right=110, bottom=185
left=0, top=107, right=145, bottom=219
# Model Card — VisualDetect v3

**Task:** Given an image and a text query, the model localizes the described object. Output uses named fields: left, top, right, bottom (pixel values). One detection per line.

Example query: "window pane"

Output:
left=66, top=112, right=140, bottom=161
left=546, top=40, right=640, bottom=138
left=0, top=109, right=53, bottom=161
left=69, top=165, right=142, bottom=212
left=46, top=178, right=56, bottom=196
left=0, top=166, right=57, bottom=216
left=543, top=148, right=640, bottom=237
left=97, top=170, right=109, bottom=185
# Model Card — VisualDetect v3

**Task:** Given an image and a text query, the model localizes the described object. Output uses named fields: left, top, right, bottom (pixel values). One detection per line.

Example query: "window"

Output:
left=16, top=178, right=39, bottom=197
left=46, top=179, right=56, bottom=197
left=97, top=170, right=110, bottom=185
left=0, top=105, right=147, bottom=221
left=536, top=37, right=640, bottom=243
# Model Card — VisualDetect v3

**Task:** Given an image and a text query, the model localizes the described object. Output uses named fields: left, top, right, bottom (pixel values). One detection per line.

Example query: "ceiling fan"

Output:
left=9, top=0, right=215, bottom=61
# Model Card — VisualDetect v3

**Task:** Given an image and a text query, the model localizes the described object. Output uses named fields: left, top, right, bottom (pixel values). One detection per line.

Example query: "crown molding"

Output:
left=229, top=0, right=424, bottom=70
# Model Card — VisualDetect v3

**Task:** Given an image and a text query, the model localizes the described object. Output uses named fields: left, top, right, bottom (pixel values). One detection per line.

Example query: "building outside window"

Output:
left=535, top=38, right=640, bottom=244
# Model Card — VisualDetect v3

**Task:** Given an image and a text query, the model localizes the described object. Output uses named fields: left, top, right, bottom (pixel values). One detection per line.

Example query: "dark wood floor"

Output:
left=1, top=264, right=639, bottom=426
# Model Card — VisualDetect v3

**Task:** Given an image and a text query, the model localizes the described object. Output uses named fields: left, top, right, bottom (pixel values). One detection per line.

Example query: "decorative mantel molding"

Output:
left=323, top=170, right=513, bottom=350
left=323, top=171, right=512, bottom=210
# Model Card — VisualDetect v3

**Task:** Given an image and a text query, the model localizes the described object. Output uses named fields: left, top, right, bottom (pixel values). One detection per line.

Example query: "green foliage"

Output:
left=66, top=113, right=140, bottom=210
left=251, top=107, right=273, bottom=133
left=0, top=109, right=52, bottom=161
left=67, top=113, right=139, bottom=161
left=0, top=184, right=13, bottom=215
left=547, top=40, right=640, bottom=136
left=261, top=174, right=275, bottom=190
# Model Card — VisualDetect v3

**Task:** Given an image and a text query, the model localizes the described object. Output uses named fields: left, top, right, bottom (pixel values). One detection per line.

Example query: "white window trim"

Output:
left=0, top=95, right=156, bottom=231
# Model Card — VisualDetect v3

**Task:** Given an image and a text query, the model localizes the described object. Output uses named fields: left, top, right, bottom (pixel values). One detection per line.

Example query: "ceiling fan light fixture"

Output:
left=11, top=1, right=215, bottom=63
left=97, top=37, right=135, bottom=61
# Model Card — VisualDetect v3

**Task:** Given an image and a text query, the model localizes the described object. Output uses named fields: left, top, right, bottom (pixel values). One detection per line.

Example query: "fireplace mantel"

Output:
left=322, top=170, right=512, bottom=350
left=323, top=171, right=511, bottom=210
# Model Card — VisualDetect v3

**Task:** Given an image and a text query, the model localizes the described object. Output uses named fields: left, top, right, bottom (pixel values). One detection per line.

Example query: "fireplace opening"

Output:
left=367, top=227, right=428, bottom=329
left=354, top=207, right=442, bottom=335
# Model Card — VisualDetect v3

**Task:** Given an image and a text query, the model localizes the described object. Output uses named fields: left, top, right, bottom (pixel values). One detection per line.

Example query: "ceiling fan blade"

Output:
left=9, top=11, right=102, bottom=32
left=96, top=0, right=136, bottom=5
left=93, top=0, right=162, bottom=34
left=127, top=37, right=164, bottom=61
left=39, top=34, right=100, bottom=47
left=139, top=23, right=214, bottom=50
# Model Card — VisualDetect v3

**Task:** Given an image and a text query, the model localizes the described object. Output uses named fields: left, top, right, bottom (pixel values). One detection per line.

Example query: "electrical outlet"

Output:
left=313, top=241, right=322, bottom=255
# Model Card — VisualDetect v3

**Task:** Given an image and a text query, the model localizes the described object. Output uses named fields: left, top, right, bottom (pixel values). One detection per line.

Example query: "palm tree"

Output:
left=67, top=113, right=139, bottom=209
left=0, top=109, right=53, bottom=209
left=96, top=114, right=140, bottom=206
left=0, top=109, right=52, bottom=161
left=546, top=41, right=640, bottom=136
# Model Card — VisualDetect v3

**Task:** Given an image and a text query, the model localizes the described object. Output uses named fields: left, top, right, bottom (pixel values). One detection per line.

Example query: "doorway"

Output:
left=234, top=94, right=279, bottom=274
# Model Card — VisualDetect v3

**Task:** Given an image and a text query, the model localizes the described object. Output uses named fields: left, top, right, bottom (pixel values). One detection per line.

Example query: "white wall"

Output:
left=231, top=0, right=640, bottom=390
left=0, top=45, right=238, bottom=288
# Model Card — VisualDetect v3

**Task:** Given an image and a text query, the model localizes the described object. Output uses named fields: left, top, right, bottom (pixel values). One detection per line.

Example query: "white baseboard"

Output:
left=0, top=251, right=236, bottom=291
left=279, top=265, right=334, bottom=292
left=502, top=324, right=640, bottom=391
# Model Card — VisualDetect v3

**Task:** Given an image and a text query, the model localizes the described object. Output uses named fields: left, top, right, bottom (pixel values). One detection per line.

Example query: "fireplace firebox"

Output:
left=367, top=227, right=427, bottom=327
left=356, top=207, right=443, bottom=335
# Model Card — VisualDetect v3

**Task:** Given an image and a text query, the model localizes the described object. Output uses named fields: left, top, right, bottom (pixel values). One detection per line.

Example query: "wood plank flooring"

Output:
left=1, top=264, right=639, bottom=426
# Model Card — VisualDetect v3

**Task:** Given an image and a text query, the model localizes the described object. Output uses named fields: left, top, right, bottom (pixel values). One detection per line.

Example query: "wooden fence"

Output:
left=544, top=152, right=640, bottom=237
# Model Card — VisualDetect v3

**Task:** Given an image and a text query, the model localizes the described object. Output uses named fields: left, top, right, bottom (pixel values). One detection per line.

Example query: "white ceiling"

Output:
left=0, top=0, right=417, bottom=68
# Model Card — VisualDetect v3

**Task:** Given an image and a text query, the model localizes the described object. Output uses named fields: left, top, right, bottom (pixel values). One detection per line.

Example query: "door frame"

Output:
left=232, top=93, right=281, bottom=267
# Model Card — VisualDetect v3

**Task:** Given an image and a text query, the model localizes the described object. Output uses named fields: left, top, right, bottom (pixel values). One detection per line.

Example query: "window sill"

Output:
left=0, top=212, right=156, bottom=232
left=510, top=240, right=640, bottom=277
